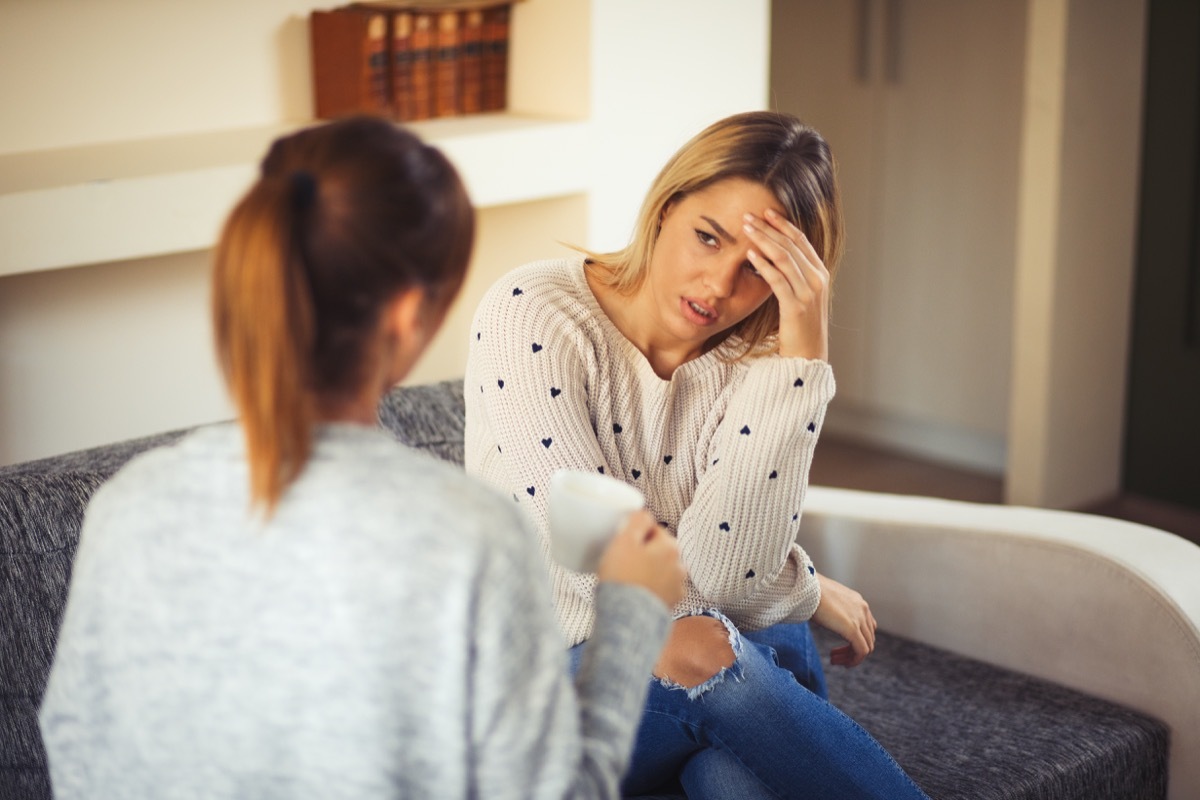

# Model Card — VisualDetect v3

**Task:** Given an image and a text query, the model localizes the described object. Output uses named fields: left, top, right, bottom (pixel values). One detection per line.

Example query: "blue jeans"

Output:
left=568, top=616, right=929, bottom=800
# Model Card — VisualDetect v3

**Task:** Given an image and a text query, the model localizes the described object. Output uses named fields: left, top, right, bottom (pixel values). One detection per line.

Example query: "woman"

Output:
left=465, top=112, right=928, bottom=799
left=39, top=117, right=685, bottom=799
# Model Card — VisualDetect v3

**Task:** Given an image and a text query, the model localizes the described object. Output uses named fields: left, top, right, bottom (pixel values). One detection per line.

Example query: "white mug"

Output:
left=547, top=469, right=645, bottom=573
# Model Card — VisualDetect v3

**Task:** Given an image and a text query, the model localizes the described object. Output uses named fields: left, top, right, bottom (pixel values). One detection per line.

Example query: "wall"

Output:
left=0, top=0, right=317, bottom=153
left=1006, top=0, right=1148, bottom=508
left=770, top=0, right=1148, bottom=509
left=586, top=1, right=772, bottom=251
left=770, top=0, right=1026, bottom=476
left=0, top=0, right=772, bottom=466
left=0, top=250, right=228, bottom=462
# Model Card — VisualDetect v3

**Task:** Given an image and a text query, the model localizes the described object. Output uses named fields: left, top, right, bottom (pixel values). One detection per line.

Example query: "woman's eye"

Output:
left=695, top=230, right=718, bottom=248
left=742, top=260, right=762, bottom=278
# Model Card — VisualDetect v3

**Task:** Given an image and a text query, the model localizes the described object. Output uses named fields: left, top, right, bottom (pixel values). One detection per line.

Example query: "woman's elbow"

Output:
left=690, top=568, right=767, bottom=606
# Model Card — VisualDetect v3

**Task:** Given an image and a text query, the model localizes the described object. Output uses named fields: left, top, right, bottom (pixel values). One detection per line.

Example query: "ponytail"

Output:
left=212, top=173, right=319, bottom=514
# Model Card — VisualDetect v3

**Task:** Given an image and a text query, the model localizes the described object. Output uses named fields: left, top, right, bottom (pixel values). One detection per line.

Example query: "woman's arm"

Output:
left=674, top=355, right=835, bottom=622
left=469, top=509, right=673, bottom=798
left=671, top=208, right=839, bottom=626
left=465, top=272, right=622, bottom=592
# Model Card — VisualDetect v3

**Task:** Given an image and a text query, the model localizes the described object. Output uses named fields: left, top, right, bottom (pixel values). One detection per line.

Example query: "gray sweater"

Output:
left=39, top=423, right=670, bottom=799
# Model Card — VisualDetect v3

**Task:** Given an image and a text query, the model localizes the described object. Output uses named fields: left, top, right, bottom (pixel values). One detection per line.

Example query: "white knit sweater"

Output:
left=465, top=256, right=836, bottom=646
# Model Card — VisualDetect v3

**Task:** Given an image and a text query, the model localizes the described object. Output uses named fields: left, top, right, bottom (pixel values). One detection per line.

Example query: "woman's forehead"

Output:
left=673, top=178, right=785, bottom=218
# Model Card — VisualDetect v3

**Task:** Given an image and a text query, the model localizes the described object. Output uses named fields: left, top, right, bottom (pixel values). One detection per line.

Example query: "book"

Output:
left=433, top=10, right=461, bottom=118
left=356, top=0, right=522, bottom=11
left=408, top=11, right=436, bottom=120
left=331, top=0, right=518, bottom=120
left=460, top=9, right=485, bottom=114
left=310, top=7, right=391, bottom=119
left=390, top=11, right=416, bottom=121
left=482, top=4, right=510, bottom=112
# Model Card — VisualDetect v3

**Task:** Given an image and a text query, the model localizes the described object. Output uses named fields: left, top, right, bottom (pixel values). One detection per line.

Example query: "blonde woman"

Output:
left=466, top=112, right=928, bottom=799
left=39, top=117, right=684, bottom=799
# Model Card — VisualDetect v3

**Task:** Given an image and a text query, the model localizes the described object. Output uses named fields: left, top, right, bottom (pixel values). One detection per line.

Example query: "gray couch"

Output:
left=3, top=379, right=1193, bottom=799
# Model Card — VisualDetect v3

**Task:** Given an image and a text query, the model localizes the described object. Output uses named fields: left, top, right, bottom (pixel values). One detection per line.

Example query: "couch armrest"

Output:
left=799, top=486, right=1200, bottom=800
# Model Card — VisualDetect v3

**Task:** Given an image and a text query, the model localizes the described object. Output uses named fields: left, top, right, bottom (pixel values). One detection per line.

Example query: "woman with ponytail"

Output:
left=39, top=117, right=684, bottom=799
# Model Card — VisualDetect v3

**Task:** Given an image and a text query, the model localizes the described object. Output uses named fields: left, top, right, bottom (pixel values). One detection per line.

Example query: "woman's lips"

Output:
left=681, top=297, right=719, bottom=327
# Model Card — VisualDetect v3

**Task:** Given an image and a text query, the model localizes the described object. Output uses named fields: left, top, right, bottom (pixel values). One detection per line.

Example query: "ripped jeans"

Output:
left=567, top=614, right=929, bottom=800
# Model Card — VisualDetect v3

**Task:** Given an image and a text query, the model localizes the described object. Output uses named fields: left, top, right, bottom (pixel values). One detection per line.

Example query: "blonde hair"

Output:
left=212, top=117, right=474, bottom=514
left=583, top=111, right=845, bottom=358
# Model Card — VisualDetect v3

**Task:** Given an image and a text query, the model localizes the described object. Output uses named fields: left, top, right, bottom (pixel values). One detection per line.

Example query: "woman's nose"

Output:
left=702, top=258, right=742, bottom=299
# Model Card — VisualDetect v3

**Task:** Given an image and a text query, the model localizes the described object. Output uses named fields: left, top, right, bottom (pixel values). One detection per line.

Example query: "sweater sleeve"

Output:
left=676, top=355, right=836, bottom=627
left=469, top=510, right=670, bottom=799
left=466, top=274, right=621, bottom=601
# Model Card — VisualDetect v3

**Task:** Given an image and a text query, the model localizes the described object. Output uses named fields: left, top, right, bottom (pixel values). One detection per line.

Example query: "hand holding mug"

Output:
left=548, top=469, right=684, bottom=608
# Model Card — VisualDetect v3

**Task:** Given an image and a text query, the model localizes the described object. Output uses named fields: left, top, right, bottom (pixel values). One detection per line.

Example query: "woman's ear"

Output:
left=380, top=286, right=437, bottom=385
left=659, top=195, right=683, bottom=231
left=383, top=286, right=428, bottom=338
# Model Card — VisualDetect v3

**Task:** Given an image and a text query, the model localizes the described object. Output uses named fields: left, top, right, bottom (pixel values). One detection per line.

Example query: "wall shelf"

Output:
left=0, top=113, right=590, bottom=278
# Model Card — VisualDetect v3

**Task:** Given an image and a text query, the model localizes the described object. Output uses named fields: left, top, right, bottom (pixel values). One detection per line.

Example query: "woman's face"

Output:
left=643, top=177, right=781, bottom=349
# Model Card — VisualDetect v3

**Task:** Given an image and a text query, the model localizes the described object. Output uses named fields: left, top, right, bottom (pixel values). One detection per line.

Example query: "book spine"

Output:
left=390, top=11, right=415, bottom=121
left=482, top=4, right=511, bottom=112
left=460, top=10, right=485, bottom=114
left=434, top=10, right=461, bottom=118
left=310, top=8, right=392, bottom=120
left=409, top=12, right=436, bottom=121
left=366, top=12, right=390, bottom=114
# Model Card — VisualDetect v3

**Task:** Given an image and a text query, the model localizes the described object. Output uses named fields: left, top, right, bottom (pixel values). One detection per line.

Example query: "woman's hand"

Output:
left=597, top=511, right=686, bottom=609
left=743, top=209, right=831, bottom=361
left=811, top=573, right=877, bottom=668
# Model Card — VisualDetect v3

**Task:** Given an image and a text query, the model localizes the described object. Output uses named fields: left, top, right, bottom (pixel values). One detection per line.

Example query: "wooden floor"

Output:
left=810, top=436, right=1200, bottom=547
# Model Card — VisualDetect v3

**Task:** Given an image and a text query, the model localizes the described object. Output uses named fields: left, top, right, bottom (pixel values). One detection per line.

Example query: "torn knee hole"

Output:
left=655, top=610, right=744, bottom=699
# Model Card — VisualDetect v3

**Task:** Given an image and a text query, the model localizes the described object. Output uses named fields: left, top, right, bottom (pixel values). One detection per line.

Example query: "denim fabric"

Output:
left=569, top=619, right=929, bottom=800
left=741, top=619, right=828, bottom=701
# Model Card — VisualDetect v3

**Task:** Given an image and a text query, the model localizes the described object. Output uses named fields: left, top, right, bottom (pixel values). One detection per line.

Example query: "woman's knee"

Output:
left=654, top=614, right=738, bottom=694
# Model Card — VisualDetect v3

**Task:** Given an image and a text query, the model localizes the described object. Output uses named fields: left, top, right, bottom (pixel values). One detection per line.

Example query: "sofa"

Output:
left=3, top=379, right=1198, bottom=800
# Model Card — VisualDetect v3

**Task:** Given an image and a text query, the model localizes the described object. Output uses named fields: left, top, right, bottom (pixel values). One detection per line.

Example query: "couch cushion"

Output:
left=377, top=379, right=466, bottom=465
left=813, top=626, right=1168, bottom=800
left=1, top=472, right=110, bottom=800
left=0, top=430, right=189, bottom=482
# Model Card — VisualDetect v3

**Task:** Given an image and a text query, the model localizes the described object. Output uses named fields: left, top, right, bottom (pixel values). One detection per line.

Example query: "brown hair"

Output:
left=212, top=117, right=474, bottom=513
left=585, top=111, right=845, bottom=358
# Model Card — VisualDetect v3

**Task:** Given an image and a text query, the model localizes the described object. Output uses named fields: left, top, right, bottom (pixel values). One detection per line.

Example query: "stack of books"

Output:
left=310, top=0, right=517, bottom=122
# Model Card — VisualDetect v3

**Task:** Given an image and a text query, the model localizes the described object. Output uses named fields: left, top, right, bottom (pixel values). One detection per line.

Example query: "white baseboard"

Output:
left=823, top=403, right=1007, bottom=476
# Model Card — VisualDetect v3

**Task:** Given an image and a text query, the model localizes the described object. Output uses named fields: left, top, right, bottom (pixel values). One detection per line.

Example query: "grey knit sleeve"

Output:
left=569, top=583, right=672, bottom=797
left=469, top=511, right=670, bottom=800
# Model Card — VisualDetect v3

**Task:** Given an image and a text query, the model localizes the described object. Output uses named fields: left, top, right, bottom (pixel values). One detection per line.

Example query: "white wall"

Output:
left=585, top=1, right=771, bottom=251
left=0, top=0, right=772, bottom=465
left=0, top=251, right=229, bottom=462
left=0, top=0, right=316, bottom=153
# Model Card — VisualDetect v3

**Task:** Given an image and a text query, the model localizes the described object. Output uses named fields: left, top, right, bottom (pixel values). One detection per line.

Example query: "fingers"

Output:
left=619, top=509, right=658, bottom=538
left=829, top=644, right=857, bottom=667
left=842, top=626, right=871, bottom=668
left=742, top=210, right=828, bottom=298
left=814, top=573, right=878, bottom=669
left=620, top=511, right=681, bottom=563
left=600, top=511, right=685, bottom=608
left=741, top=209, right=831, bottom=361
